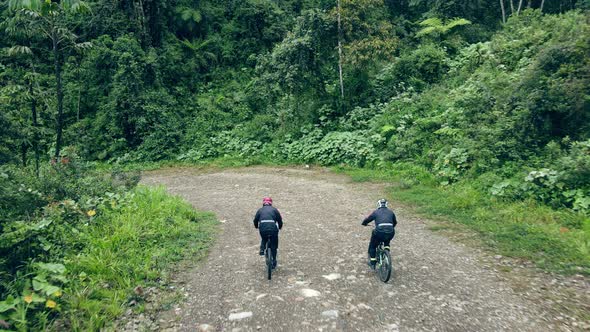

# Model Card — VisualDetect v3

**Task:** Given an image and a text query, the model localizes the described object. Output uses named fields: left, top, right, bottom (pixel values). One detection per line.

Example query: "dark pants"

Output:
left=260, top=230, right=279, bottom=262
left=368, top=228, right=395, bottom=259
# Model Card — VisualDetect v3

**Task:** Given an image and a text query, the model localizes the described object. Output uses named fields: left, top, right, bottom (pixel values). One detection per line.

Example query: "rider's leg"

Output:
left=270, top=232, right=279, bottom=267
left=259, top=230, right=267, bottom=255
left=368, top=230, right=379, bottom=265
left=383, top=230, right=395, bottom=250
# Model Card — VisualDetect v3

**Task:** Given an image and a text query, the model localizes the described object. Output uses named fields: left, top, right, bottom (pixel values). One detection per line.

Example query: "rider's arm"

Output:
left=361, top=211, right=376, bottom=226
left=253, top=209, right=261, bottom=229
left=275, top=209, right=283, bottom=230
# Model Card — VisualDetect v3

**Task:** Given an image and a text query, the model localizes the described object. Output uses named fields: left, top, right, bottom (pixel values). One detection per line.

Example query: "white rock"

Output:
left=197, top=324, right=215, bottom=332
left=300, top=289, right=321, bottom=297
left=228, top=312, right=253, bottom=321
left=387, top=323, right=399, bottom=331
left=322, top=273, right=341, bottom=281
left=358, top=303, right=372, bottom=310
left=321, top=310, right=339, bottom=318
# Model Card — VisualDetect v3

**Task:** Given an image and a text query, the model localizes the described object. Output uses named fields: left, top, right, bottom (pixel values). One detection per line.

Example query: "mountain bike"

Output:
left=264, top=235, right=273, bottom=280
left=370, top=242, right=392, bottom=283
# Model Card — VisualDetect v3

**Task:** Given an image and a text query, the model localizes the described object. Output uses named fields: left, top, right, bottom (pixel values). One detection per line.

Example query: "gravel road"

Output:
left=139, top=166, right=588, bottom=332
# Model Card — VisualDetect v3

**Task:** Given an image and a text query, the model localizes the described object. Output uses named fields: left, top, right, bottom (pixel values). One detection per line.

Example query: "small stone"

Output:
left=322, top=273, right=341, bottom=281
left=228, top=312, right=253, bottom=321
left=358, top=303, right=372, bottom=310
left=256, top=294, right=267, bottom=301
left=387, top=323, right=399, bottom=331
left=300, top=289, right=321, bottom=297
left=321, top=310, right=339, bottom=318
left=197, top=324, right=215, bottom=332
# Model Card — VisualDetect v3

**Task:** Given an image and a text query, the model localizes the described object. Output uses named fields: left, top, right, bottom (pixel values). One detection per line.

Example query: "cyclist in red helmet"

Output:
left=253, top=197, right=283, bottom=269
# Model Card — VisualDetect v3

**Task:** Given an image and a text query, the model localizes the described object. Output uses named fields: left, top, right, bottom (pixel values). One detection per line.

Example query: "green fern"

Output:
left=417, top=17, right=471, bottom=38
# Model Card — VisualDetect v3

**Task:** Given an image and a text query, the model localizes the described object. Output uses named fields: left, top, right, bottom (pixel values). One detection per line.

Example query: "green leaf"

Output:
left=42, top=285, right=60, bottom=296
left=36, top=262, right=66, bottom=274
left=32, top=278, right=47, bottom=292
left=0, top=299, right=16, bottom=313
left=31, top=293, right=46, bottom=303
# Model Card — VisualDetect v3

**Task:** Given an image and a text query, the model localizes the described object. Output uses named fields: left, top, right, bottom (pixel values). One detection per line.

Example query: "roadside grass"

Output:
left=62, top=186, right=218, bottom=330
left=334, top=164, right=590, bottom=275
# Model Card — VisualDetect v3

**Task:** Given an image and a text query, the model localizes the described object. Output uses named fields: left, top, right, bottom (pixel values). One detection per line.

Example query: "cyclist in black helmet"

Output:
left=362, top=198, right=397, bottom=268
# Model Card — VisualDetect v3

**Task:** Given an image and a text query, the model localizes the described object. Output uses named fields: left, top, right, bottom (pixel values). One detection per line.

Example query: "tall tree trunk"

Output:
left=53, top=30, right=64, bottom=159
left=510, top=0, right=515, bottom=14
left=135, top=0, right=149, bottom=48
left=517, top=0, right=524, bottom=14
left=540, top=0, right=545, bottom=12
left=500, top=0, right=506, bottom=23
left=337, top=0, right=344, bottom=99
left=21, top=142, right=28, bottom=167
left=30, top=81, right=39, bottom=177
left=527, top=0, right=532, bottom=8
left=77, top=59, right=82, bottom=122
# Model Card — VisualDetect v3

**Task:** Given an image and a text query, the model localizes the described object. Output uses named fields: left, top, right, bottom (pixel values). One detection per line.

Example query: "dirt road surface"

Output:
left=140, top=167, right=587, bottom=332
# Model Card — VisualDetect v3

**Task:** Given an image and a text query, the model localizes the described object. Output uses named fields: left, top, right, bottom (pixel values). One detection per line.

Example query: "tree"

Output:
left=337, top=0, right=344, bottom=99
left=416, top=17, right=472, bottom=40
left=2, top=13, right=49, bottom=175
left=8, top=0, right=90, bottom=159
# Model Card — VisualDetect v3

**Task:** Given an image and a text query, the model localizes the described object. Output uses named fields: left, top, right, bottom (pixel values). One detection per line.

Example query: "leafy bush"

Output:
left=373, top=44, right=449, bottom=100
left=433, top=147, right=471, bottom=185
left=0, top=155, right=142, bottom=329
left=488, top=139, right=590, bottom=214
left=279, top=129, right=378, bottom=167
left=0, top=186, right=217, bottom=331
left=178, top=130, right=267, bottom=162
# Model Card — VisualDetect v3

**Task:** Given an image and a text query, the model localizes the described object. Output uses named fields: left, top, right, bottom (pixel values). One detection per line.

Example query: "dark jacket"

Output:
left=253, top=205, right=283, bottom=233
left=362, top=207, right=397, bottom=231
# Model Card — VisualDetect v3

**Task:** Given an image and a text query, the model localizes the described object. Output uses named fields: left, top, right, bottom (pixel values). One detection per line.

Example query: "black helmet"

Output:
left=377, top=199, right=388, bottom=208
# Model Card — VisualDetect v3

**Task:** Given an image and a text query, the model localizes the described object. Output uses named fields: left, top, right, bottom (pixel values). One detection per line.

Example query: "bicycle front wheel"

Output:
left=378, top=250, right=392, bottom=283
left=265, top=242, right=272, bottom=280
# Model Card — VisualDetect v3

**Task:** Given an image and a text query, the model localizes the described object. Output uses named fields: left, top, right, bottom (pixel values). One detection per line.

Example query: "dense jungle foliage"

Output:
left=1, top=0, right=589, bottom=329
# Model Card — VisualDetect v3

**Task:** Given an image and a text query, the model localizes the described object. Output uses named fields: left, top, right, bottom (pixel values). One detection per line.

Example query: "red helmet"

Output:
left=262, top=197, right=273, bottom=206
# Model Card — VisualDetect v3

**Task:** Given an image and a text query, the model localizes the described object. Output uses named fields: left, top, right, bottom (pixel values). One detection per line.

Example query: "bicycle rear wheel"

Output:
left=265, top=240, right=272, bottom=280
left=378, top=249, right=392, bottom=283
